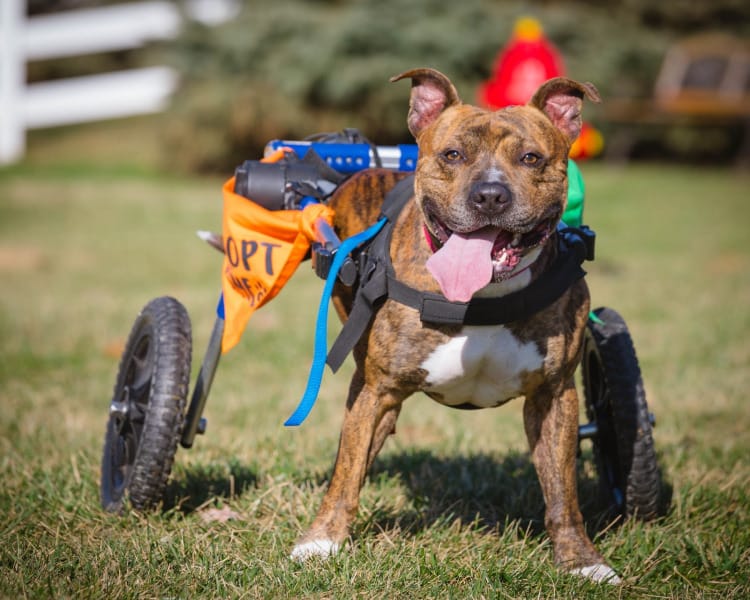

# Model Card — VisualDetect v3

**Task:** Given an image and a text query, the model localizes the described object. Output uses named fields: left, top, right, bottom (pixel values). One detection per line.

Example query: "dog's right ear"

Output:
left=529, top=78, right=601, bottom=143
left=391, top=68, right=461, bottom=138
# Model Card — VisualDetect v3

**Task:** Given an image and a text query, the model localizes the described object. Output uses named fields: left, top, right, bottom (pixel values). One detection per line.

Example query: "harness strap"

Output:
left=386, top=228, right=590, bottom=325
left=326, top=176, right=416, bottom=372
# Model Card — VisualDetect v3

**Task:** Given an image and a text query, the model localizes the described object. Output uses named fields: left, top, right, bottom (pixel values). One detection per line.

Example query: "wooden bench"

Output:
left=603, top=33, right=750, bottom=164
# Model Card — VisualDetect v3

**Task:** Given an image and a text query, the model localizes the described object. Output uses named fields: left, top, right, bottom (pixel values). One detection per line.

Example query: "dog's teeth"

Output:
left=511, top=233, right=523, bottom=247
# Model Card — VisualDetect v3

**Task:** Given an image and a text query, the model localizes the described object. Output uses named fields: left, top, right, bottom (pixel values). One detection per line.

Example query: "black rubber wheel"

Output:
left=100, top=296, right=192, bottom=513
left=582, top=307, right=660, bottom=520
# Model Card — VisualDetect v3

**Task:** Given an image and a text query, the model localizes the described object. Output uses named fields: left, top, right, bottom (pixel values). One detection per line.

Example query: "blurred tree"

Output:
left=161, top=0, right=750, bottom=172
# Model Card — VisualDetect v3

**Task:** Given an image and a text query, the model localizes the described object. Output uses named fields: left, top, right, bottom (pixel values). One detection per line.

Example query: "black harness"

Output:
left=326, top=175, right=596, bottom=372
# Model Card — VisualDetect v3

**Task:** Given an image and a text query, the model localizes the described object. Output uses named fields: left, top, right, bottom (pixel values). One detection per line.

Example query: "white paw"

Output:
left=290, top=539, right=340, bottom=562
left=570, top=563, right=622, bottom=585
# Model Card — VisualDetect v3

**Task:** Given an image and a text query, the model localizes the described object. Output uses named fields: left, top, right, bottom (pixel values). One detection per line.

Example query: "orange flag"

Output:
left=220, top=170, right=334, bottom=353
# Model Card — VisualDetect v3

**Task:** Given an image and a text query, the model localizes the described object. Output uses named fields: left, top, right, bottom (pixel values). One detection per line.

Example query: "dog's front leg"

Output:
left=291, top=371, right=402, bottom=561
left=523, top=380, right=621, bottom=584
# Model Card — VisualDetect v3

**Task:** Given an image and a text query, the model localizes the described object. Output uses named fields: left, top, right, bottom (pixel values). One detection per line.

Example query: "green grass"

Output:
left=1, top=123, right=749, bottom=598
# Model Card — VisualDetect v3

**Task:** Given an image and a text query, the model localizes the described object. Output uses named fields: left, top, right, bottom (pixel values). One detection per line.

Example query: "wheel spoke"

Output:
left=109, top=424, right=135, bottom=493
left=120, top=337, right=154, bottom=426
left=128, top=380, right=152, bottom=408
left=109, top=421, right=141, bottom=500
left=129, top=339, right=154, bottom=398
left=129, top=400, right=147, bottom=425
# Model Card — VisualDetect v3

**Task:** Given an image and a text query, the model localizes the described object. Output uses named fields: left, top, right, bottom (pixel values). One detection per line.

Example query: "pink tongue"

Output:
left=426, top=227, right=500, bottom=302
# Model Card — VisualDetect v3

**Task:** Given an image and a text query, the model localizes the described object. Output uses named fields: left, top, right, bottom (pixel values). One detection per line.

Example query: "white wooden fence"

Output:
left=0, top=0, right=238, bottom=164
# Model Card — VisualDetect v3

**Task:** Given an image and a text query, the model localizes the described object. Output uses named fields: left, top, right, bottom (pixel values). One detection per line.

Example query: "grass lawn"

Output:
left=1, top=120, right=749, bottom=598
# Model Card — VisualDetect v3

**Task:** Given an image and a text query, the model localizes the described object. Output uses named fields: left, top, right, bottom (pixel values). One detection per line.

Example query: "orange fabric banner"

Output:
left=220, top=175, right=334, bottom=353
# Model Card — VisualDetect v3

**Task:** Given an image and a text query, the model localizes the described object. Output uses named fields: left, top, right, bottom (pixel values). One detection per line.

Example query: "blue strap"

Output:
left=284, top=217, right=388, bottom=426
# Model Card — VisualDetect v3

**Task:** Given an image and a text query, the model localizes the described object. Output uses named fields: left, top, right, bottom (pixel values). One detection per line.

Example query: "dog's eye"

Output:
left=521, top=152, right=542, bottom=166
left=442, top=150, right=464, bottom=163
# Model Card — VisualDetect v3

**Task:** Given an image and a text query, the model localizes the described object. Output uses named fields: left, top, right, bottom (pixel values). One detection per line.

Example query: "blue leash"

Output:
left=284, top=217, right=388, bottom=426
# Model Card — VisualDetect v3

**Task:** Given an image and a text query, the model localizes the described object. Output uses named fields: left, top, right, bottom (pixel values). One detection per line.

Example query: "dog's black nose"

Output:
left=469, top=181, right=512, bottom=215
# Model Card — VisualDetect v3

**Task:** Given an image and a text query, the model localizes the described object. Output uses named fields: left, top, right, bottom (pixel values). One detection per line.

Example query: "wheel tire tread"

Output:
left=101, top=296, right=192, bottom=512
left=585, top=307, right=661, bottom=521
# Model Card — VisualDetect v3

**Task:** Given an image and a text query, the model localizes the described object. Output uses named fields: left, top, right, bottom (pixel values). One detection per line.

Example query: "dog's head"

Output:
left=391, top=68, right=600, bottom=301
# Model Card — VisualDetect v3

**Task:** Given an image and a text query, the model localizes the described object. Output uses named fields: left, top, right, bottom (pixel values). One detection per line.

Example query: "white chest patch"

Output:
left=420, top=325, right=544, bottom=408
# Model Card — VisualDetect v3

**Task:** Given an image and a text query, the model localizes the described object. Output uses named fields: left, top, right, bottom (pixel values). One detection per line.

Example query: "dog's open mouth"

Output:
left=425, top=214, right=557, bottom=302
left=429, top=215, right=556, bottom=276
left=488, top=219, right=556, bottom=278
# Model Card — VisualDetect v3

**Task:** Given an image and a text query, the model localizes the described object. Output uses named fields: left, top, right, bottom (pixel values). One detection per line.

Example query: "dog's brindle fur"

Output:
left=292, top=69, right=615, bottom=582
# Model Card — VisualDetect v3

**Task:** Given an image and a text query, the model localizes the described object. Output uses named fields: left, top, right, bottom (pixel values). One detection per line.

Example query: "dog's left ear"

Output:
left=391, top=68, right=461, bottom=139
left=529, top=78, right=601, bottom=143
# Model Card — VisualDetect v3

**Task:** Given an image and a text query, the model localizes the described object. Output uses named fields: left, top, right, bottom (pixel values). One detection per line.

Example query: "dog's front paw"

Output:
left=290, top=539, right=340, bottom=562
left=569, top=563, right=622, bottom=585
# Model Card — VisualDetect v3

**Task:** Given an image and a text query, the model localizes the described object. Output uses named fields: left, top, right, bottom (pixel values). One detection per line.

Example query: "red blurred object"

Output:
left=478, top=17, right=603, bottom=158
left=478, top=17, right=565, bottom=109
left=569, top=121, right=604, bottom=159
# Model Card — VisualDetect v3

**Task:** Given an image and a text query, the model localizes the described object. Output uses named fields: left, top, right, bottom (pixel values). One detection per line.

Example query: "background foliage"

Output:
left=156, top=0, right=750, bottom=172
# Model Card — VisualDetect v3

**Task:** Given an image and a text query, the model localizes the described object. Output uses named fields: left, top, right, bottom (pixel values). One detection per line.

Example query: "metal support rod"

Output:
left=313, top=217, right=341, bottom=250
left=577, top=421, right=598, bottom=440
left=181, top=315, right=225, bottom=448
left=312, top=216, right=357, bottom=285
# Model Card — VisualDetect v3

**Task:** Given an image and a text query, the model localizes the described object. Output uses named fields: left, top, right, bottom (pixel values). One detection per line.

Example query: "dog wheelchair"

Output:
left=100, top=132, right=661, bottom=523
